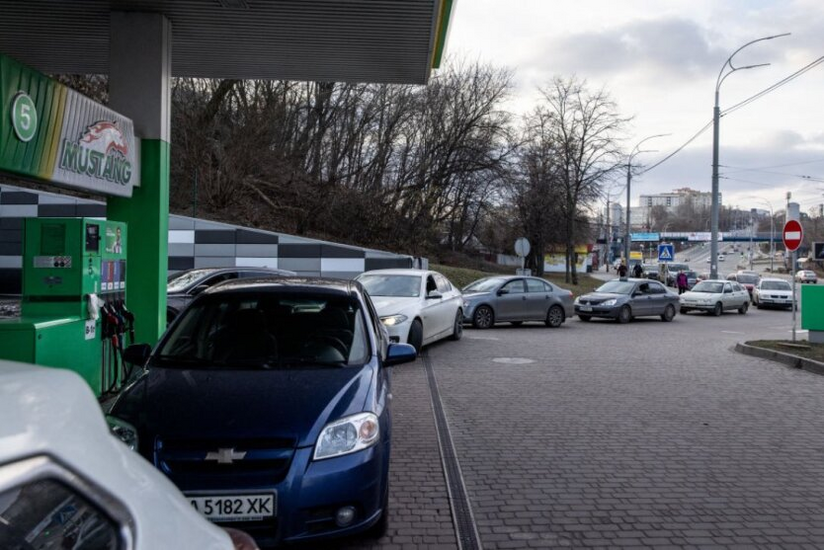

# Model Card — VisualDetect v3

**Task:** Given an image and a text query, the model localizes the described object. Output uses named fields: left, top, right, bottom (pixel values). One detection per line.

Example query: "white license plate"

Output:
left=579, top=305, right=593, bottom=312
left=188, top=493, right=276, bottom=522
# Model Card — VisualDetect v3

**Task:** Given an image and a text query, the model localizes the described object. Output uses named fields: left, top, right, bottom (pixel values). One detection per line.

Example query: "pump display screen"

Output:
left=40, top=223, right=66, bottom=255
left=85, top=223, right=101, bottom=252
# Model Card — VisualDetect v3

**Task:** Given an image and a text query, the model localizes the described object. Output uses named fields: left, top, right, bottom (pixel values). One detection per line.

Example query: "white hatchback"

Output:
left=356, top=269, right=464, bottom=351
left=679, top=279, right=750, bottom=316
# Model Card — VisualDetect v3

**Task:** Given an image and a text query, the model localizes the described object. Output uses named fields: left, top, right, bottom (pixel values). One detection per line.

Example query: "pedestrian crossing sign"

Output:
left=658, top=243, right=674, bottom=262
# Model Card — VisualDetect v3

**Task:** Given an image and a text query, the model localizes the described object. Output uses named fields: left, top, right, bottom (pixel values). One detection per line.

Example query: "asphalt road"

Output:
left=340, top=304, right=823, bottom=549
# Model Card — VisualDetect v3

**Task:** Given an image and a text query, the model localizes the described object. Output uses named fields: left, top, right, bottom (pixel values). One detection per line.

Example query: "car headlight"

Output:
left=314, top=412, right=380, bottom=460
left=574, top=297, right=580, bottom=304
left=106, top=416, right=138, bottom=451
left=601, top=299, right=617, bottom=307
left=380, top=314, right=408, bottom=327
left=463, top=300, right=470, bottom=308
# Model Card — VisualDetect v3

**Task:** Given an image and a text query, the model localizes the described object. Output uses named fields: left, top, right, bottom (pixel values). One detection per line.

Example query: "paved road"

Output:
left=340, top=305, right=824, bottom=549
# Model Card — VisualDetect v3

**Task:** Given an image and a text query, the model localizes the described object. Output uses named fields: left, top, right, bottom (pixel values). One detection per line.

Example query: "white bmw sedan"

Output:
left=356, top=269, right=463, bottom=351
left=679, top=279, right=750, bottom=316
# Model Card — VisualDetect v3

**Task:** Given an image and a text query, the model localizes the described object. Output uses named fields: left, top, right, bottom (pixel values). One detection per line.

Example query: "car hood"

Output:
left=113, top=364, right=374, bottom=448
left=370, top=296, right=421, bottom=316
left=759, top=289, right=792, bottom=296
left=579, top=292, right=626, bottom=302
left=681, top=291, right=720, bottom=300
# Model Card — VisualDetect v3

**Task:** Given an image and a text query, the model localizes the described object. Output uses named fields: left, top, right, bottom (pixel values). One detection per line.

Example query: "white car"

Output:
left=718, top=254, right=727, bottom=261
left=679, top=279, right=750, bottom=316
left=356, top=268, right=463, bottom=351
left=753, top=278, right=794, bottom=310
left=796, top=270, right=818, bottom=284
left=0, top=361, right=255, bottom=550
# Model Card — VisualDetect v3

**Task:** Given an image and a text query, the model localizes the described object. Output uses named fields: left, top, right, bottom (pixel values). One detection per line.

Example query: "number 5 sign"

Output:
left=11, top=91, right=38, bottom=142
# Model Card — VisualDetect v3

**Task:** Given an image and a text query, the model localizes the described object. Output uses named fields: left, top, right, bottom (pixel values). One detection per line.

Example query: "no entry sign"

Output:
left=783, top=219, right=803, bottom=251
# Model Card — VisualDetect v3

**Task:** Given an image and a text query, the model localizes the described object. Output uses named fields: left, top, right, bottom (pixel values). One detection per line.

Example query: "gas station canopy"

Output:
left=0, top=0, right=454, bottom=84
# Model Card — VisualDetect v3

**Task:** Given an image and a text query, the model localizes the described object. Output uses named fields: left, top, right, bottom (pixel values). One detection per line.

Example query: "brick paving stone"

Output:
left=424, top=312, right=824, bottom=548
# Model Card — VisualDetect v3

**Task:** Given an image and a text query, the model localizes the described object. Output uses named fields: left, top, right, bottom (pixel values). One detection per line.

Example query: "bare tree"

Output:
left=537, top=77, right=628, bottom=283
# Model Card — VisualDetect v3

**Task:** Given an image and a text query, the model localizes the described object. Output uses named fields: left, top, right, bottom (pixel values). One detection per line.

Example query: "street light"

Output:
left=710, top=33, right=790, bottom=279
left=625, top=133, right=670, bottom=265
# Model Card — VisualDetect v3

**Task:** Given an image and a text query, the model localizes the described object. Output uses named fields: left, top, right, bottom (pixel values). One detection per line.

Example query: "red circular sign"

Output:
left=783, top=219, right=803, bottom=251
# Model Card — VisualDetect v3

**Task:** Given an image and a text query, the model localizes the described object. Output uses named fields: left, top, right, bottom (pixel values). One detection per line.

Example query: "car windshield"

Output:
left=762, top=280, right=791, bottom=291
left=737, top=274, right=759, bottom=284
left=595, top=280, right=635, bottom=295
left=166, top=269, right=215, bottom=293
left=669, top=264, right=688, bottom=272
left=686, top=271, right=697, bottom=278
left=692, top=281, right=724, bottom=293
left=463, top=277, right=507, bottom=293
left=357, top=274, right=421, bottom=297
left=155, top=292, right=369, bottom=369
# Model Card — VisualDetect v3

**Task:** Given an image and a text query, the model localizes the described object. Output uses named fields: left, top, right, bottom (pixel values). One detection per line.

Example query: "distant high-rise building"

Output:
left=639, top=187, right=717, bottom=211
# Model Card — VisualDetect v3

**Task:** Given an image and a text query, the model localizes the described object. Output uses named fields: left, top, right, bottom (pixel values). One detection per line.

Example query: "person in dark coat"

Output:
left=632, top=262, right=644, bottom=278
left=617, top=261, right=628, bottom=278
left=676, top=270, right=689, bottom=294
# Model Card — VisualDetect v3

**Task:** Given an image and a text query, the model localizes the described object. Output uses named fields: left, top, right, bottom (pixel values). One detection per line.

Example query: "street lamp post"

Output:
left=625, top=134, right=669, bottom=265
left=710, top=33, right=790, bottom=280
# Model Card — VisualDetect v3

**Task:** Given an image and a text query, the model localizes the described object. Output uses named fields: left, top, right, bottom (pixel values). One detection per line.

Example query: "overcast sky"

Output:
left=446, top=0, right=824, bottom=215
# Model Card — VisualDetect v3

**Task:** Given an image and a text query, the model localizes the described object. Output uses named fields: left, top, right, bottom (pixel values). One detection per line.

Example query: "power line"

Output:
left=719, top=169, right=824, bottom=182
left=722, top=55, right=824, bottom=116
left=720, top=157, right=824, bottom=173
left=641, top=56, right=824, bottom=176
left=639, top=120, right=713, bottom=175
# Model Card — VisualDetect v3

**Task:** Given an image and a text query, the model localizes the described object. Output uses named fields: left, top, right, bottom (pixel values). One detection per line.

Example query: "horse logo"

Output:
left=79, top=121, right=128, bottom=156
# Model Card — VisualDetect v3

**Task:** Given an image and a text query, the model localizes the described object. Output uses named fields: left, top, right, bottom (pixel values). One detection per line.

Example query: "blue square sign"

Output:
left=658, top=243, right=675, bottom=262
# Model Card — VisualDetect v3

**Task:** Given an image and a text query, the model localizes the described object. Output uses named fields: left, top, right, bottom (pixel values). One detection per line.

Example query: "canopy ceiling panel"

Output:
left=0, top=0, right=454, bottom=84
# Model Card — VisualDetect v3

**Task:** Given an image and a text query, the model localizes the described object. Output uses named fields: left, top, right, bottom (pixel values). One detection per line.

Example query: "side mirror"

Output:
left=426, top=290, right=443, bottom=300
left=385, top=343, right=417, bottom=366
left=190, top=284, right=210, bottom=296
left=497, top=288, right=509, bottom=296
left=123, top=343, right=152, bottom=367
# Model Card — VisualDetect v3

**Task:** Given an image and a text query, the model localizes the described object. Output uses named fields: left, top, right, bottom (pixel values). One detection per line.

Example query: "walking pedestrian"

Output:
left=676, top=270, right=688, bottom=294
left=632, top=262, right=644, bottom=278
left=617, top=261, right=628, bottom=278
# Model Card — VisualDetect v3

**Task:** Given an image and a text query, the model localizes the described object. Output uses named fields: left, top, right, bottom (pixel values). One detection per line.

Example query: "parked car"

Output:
left=461, top=276, right=574, bottom=329
left=0, top=361, right=256, bottom=550
left=167, top=267, right=296, bottom=322
left=753, top=278, right=794, bottom=309
left=109, top=277, right=416, bottom=548
left=718, top=254, right=727, bottom=261
left=796, top=270, right=818, bottom=284
left=679, top=280, right=750, bottom=316
left=727, top=271, right=761, bottom=298
left=356, top=269, right=463, bottom=351
left=574, top=278, right=679, bottom=323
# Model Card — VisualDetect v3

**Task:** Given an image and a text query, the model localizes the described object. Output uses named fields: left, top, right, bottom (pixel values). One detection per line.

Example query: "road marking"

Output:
left=787, top=329, right=809, bottom=334
left=721, top=331, right=745, bottom=334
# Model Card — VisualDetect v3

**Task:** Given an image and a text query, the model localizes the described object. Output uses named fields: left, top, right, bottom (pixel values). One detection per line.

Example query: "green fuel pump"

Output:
left=0, top=218, right=129, bottom=396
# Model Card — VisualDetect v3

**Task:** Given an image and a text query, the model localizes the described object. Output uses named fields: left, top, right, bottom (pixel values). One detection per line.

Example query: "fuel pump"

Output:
left=0, top=218, right=129, bottom=396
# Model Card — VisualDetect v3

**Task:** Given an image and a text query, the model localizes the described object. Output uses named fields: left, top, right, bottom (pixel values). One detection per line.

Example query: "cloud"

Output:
left=535, top=17, right=725, bottom=81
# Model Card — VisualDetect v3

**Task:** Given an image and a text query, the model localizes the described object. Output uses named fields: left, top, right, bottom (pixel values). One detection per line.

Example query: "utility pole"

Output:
left=749, top=208, right=755, bottom=270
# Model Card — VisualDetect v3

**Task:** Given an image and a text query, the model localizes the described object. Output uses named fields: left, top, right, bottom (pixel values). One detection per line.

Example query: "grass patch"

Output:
left=432, top=263, right=603, bottom=297
left=746, top=340, right=824, bottom=363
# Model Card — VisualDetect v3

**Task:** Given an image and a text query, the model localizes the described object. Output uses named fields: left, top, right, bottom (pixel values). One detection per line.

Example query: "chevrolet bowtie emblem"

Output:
left=205, top=448, right=247, bottom=464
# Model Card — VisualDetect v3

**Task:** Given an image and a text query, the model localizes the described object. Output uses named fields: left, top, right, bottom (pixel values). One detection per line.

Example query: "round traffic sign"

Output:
left=514, top=237, right=531, bottom=257
left=11, top=92, right=37, bottom=142
left=783, top=219, right=803, bottom=252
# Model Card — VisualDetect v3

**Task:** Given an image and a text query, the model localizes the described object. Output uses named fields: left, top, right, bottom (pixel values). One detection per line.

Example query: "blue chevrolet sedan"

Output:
left=108, top=278, right=416, bottom=547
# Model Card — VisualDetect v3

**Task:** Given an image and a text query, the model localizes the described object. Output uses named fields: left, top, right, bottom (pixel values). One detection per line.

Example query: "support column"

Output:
left=107, top=13, right=171, bottom=344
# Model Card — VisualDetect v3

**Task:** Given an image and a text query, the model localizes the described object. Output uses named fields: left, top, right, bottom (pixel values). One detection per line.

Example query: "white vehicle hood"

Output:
left=760, top=289, right=792, bottom=297
left=0, top=362, right=232, bottom=550
left=680, top=291, right=721, bottom=301
left=370, top=296, right=422, bottom=317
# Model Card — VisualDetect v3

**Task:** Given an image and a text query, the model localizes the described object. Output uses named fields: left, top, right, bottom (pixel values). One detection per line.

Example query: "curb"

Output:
left=735, top=342, right=824, bottom=377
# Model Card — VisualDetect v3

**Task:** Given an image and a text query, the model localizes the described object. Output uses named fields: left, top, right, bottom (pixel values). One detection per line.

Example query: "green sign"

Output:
left=11, top=91, right=37, bottom=142
left=1, top=54, right=139, bottom=197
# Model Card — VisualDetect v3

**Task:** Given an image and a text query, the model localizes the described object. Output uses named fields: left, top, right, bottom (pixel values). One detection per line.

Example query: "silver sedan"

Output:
left=462, top=276, right=574, bottom=329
